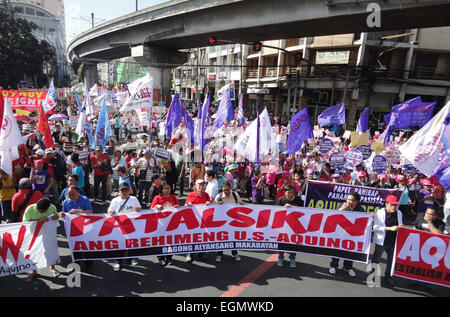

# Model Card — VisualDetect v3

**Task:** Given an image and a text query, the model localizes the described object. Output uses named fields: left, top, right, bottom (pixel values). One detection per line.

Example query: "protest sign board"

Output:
left=0, top=221, right=60, bottom=277
left=63, top=204, right=373, bottom=263
left=392, top=227, right=449, bottom=288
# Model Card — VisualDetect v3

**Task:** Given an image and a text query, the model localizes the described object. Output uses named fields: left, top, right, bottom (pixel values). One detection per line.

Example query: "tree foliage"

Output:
left=0, top=6, right=56, bottom=89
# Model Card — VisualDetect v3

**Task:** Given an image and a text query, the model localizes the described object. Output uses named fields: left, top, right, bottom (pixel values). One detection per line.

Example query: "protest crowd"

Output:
left=0, top=75, right=449, bottom=290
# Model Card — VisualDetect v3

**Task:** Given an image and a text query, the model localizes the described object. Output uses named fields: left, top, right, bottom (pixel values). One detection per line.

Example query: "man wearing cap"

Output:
left=371, top=195, right=403, bottom=286
left=352, top=171, right=368, bottom=186
left=225, top=163, right=238, bottom=191
left=184, top=179, right=211, bottom=263
left=11, top=178, right=44, bottom=222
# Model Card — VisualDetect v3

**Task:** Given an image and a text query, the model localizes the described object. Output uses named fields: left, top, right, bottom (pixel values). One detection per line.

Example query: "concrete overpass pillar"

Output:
left=84, top=64, right=99, bottom=91
left=131, top=44, right=188, bottom=104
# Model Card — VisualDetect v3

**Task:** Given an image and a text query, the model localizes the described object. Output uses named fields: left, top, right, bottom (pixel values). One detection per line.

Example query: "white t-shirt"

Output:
left=444, top=192, right=450, bottom=210
left=206, top=179, right=219, bottom=201
left=108, top=196, right=141, bottom=213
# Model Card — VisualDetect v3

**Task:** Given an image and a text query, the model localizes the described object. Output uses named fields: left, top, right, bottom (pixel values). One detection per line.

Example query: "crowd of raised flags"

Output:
left=0, top=73, right=449, bottom=197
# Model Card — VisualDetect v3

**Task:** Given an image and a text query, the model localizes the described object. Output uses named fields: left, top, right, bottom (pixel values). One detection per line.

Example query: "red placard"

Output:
left=393, top=227, right=450, bottom=288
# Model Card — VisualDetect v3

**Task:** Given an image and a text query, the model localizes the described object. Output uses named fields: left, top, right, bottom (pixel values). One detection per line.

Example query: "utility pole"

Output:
left=91, top=13, right=94, bottom=28
left=136, top=0, right=138, bottom=11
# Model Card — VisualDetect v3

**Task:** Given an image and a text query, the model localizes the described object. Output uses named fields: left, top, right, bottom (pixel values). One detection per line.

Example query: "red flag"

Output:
left=37, top=105, right=56, bottom=149
left=101, top=82, right=106, bottom=90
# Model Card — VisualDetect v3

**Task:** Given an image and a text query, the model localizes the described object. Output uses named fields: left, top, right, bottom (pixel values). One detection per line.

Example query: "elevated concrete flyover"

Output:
left=68, top=0, right=450, bottom=65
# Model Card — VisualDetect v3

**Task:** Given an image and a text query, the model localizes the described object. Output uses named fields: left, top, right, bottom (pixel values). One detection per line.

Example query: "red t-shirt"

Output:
left=91, top=154, right=109, bottom=176
left=185, top=191, right=211, bottom=205
left=12, top=189, right=44, bottom=222
left=151, top=194, right=180, bottom=209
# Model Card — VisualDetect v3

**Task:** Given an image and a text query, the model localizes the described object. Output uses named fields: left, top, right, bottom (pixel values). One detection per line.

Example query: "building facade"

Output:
left=244, top=28, right=450, bottom=130
left=10, top=1, right=69, bottom=86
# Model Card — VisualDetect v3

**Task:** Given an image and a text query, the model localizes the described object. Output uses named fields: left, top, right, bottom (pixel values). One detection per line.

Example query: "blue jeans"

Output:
left=278, top=252, right=295, bottom=260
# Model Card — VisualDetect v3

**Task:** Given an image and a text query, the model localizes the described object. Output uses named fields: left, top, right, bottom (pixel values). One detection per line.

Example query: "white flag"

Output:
left=233, top=108, right=275, bottom=162
left=43, top=78, right=57, bottom=112
left=399, top=101, right=450, bottom=176
left=120, top=73, right=153, bottom=113
left=234, top=117, right=258, bottom=162
left=258, top=108, right=276, bottom=157
left=0, top=98, right=24, bottom=175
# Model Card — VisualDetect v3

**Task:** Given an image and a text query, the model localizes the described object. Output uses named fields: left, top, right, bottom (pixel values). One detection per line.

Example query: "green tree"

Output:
left=0, top=6, right=56, bottom=89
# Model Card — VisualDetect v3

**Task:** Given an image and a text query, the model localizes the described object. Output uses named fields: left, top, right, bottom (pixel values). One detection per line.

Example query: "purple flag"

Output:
left=165, top=93, right=186, bottom=140
left=317, top=103, right=346, bottom=127
left=356, top=107, right=370, bottom=133
left=287, top=108, right=313, bottom=154
left=213, top=88, right=234, bottom=132
left=237, top=94, right=245, bottom=125
left=201, top=94, right=211, bottom=151
left=433, top=110, right=450, bottom=191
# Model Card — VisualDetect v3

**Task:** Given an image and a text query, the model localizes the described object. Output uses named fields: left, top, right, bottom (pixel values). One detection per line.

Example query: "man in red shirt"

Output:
left=11, top=178, right=44, bottom=222
left=90, top=147, right=111, bottom=203
left=184, top=179, right=211, bottom=262
left=185, top=179, right=212, bottom=206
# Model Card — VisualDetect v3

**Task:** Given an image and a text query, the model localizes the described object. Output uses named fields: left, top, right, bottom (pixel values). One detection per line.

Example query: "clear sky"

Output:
left=64, top=0, right=170, bottom=46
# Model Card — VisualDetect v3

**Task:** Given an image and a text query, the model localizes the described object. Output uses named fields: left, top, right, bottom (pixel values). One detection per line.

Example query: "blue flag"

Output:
left=85, top=120, right=95, bottom=150
left=317, top=103, right=346, bottom=127
left=201, top=94, right=211, bottom=151
left=432, top=110, right=450, bottom=191
left=213, top=88, right=234, bottom=132
left=74, top=93, right=83, bottom=113
left=95, top=101, right=109, bottom=148
left=287, top=108, right=313, bottom=154
left=356, top=107, right=370, bottom=133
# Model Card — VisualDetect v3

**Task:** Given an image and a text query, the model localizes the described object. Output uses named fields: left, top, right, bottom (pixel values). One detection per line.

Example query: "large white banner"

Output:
left=63, top=205, right=373, bottom=263
left=0, top=221, right=60, bottom=277
left=120, top=73, right=153, bottom=113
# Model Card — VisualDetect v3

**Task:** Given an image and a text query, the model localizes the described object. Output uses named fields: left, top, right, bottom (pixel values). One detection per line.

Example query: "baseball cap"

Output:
left=34, top=159, right=44, bottom=166
left=385, top=195, right=400, bottom=205
left=195, top=179, right=206, bottom=185
left=119, top=182, right=130, bottom=190
left=331, top=173, right=340, bottom=178
left=36, top=149, right=45, bottom=156
left=357, top=171, right=367, bottom=178
left=422, top=179, right=432, bottom=186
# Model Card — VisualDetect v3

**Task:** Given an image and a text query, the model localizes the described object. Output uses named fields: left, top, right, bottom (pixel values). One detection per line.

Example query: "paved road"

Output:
left=1, top=194, right=448, bottom=298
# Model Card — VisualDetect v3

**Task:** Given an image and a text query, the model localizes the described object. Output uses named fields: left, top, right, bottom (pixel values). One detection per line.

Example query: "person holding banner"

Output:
left=414, top=206, right=446, bottom=234
left=151, top=181, right=180, bottom=266
left=108, top=182, right=142, bottom=271
left=329, top=191, right=364, bottom=277
left=371, top=195, right=403, bottom=286
left=185, top=179, right=212, bottom=263
left=277, top=184, right=303, bottom=268
left=22, top=198, right=60, bottom=281
left=214, top=180, right=243, bottom=263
